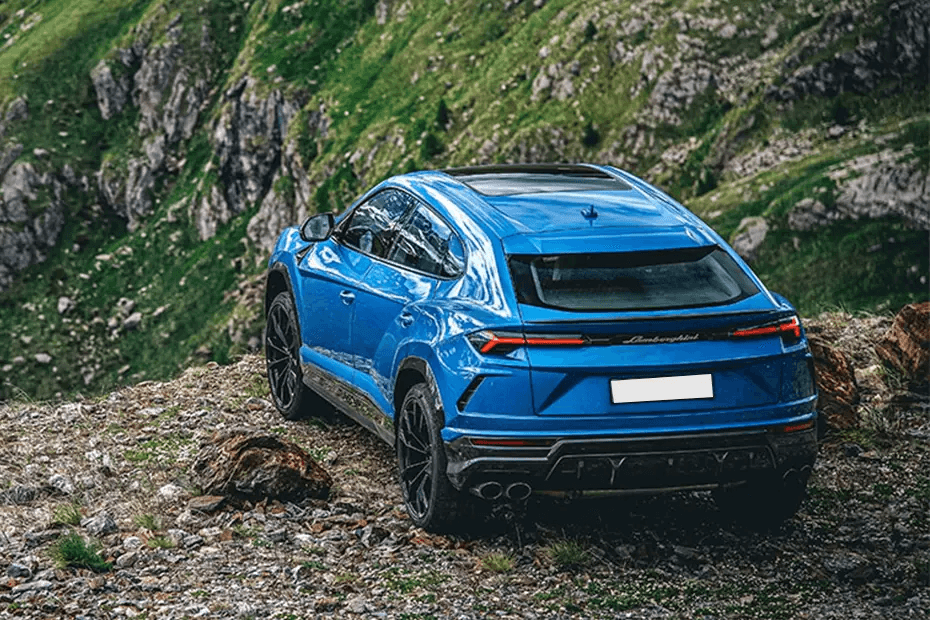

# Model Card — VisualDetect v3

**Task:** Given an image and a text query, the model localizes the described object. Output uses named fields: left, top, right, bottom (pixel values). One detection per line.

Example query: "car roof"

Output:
left=396, top=165, right=705, bottom=242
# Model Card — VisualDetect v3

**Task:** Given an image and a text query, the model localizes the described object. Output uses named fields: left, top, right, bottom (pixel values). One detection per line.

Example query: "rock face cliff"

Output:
left=0, top=0, right=926, bottom=399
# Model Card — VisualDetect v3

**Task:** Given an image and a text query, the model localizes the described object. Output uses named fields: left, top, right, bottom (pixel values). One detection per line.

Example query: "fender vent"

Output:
left=456, top=376, right=486, bottom=411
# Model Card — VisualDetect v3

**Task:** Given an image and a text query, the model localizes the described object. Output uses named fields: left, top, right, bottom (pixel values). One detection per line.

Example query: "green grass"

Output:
left=752, top=218, right=929, bottom=315
left=52, top=503, right=83, bottom=526
left=546, top=539, right=590, bottom=569
left=481, top=552, right=515, bottom=573
left=147, top=535, right=176, bottom=549
left=49, top=532, right=112, bottom=572
left=0, top=0, right=146, bottom=102
left=382, top=567, right=448, bottom=595
left=133, top=513, right=161, bottom=530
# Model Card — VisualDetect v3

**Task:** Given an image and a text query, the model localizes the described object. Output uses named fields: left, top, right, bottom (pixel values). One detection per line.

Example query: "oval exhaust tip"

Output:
left=505, top=482, right=532, bottom=501
left=472, top=481, right=503, bottom=500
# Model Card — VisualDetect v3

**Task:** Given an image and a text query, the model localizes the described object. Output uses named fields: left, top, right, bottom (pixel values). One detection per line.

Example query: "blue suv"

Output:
left=264, top=164, right=818, bottom=531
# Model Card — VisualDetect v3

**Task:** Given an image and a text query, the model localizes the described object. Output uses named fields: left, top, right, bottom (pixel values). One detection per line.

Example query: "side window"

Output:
left=339, top=190, right=413, bottom=258
left=388, top=204, right=466, bottom=278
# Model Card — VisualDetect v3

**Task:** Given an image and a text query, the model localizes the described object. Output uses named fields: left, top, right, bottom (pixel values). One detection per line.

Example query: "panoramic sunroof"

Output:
left=444, top=165, right=632, bottom=197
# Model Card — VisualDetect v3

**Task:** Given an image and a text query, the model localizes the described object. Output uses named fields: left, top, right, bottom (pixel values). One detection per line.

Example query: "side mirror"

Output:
left=299, top=213, right=334, bottom=242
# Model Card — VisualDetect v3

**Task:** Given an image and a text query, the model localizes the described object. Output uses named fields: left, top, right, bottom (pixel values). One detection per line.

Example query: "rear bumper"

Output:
left=444, top=425, right=818, bottom=493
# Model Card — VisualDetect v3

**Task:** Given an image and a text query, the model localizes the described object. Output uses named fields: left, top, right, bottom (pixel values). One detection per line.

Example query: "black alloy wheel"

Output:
left=396, top=383, right=463, bottom=531
left=265, top=292, right=314, bottom=420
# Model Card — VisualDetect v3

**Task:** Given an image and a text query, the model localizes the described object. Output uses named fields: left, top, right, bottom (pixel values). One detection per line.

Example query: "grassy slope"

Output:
left=0, top=0, right=255, bottom=398
left=0, top=0, right=927, bottom=400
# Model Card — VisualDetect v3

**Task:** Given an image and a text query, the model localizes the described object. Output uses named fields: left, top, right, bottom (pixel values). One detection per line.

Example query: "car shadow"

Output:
left=460, top=490, right=808, bottom=561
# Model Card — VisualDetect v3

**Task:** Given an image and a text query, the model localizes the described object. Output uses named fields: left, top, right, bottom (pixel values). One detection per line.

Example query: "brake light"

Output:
left=731, top=316, right=801, bottom=342
left=467, top=330, right=585, bottom=355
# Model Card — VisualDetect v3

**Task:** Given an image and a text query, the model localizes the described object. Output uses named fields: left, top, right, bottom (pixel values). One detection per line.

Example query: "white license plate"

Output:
left=610, top=374, right=714, bottom=404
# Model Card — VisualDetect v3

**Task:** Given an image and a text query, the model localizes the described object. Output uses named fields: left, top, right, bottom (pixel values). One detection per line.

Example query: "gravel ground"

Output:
left=0, top=314, right=927, bottom=619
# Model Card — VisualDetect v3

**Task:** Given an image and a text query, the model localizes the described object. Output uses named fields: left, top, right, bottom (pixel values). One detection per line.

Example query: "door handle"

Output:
left=399, top=312, right=414, bottom=327
left=339, top=290, right=355, bottom=305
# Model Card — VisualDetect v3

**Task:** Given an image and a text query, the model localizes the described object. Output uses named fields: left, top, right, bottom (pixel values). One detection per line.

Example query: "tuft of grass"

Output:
left=49, top=532, right=112, bottom=572
left=52, top=503, right=82, bottom=526
left=124, top=449, right=152, bottom=463
left=546, top=539, right=590, bottom=569
left=147, top=535, right=176, bottom=549
left=133, top=513, right=161, bottom=531
left=481, top=552, right=515, bottom=573
left=232, top=524, right=259, bottom=539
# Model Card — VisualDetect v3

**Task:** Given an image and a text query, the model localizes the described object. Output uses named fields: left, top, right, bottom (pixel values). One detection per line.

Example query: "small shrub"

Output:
left=584, top=20, right=597, bottom=41
left=50, top=532, right=111, bottom=572
left=547, top=539, right=589, bottom=569
left=53, top=503, right=82, bottom=526
left=420, top=132, right=444, bottom=160
left=481, top=552, right=515, bottom=573
left=435, top=99, right=451, bottom=131
left=582, top=121, right=600, bottom=148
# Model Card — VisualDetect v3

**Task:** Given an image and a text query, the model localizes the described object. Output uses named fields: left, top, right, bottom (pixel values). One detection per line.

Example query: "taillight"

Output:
left=467, top=330, right=585, bottom=355
left=731, top=316, right=801, bottom=343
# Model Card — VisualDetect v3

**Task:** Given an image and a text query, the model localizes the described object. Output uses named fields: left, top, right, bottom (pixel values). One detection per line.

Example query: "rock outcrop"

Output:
left=832, top=153, right=929, bottom=229
left=92, top=15, right=212, bottom=230
left=0, top=98, right=72, bottom=291
left=245, top=104, right=332, bottom=250
left=90, top=59, right=133, bottom=121
left=730, top=216, right=769, bottom=261
left=787, top=150, right=930, bottom=231
left=0, top=162, right=67, bottom=290
left=769, top=0, right=929, bottom=101
left=97, top=158, right=156, bottom=232
left=876, top=302, right=930, bottom=385
left=809, top=334, right=860, bottom=430
left=644, top=62, right=718, bottom=126
left=206, top=77, right=301, bottom=225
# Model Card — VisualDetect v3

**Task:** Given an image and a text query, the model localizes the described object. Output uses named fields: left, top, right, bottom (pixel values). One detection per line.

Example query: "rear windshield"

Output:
left=509, top=247, right=760, bottom=311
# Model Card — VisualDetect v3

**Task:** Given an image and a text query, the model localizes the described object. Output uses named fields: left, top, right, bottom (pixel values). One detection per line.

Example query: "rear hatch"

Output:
left=503, top=240, right=801, bottom=419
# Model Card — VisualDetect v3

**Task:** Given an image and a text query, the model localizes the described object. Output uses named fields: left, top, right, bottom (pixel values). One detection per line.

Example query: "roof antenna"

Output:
left=581, top=205, right=598, bottom=221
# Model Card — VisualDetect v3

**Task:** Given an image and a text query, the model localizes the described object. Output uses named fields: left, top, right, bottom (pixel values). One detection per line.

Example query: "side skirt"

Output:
left=300, top=362, right=395, bottom=446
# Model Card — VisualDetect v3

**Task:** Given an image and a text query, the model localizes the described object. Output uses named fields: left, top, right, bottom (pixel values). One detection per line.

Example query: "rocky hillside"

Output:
left=0, top=312, right=926, bottom=618
left=0, top=0, right=927, bottom=400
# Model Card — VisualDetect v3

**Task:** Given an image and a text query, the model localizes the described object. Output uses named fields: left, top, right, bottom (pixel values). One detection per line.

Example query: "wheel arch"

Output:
left=393, top=356, right=436, bottom=433
left=265, top=262, right=294, bottom=315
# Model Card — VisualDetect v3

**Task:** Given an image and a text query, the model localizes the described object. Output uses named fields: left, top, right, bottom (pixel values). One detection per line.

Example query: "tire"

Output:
left=265, top=291, right=328, bottom=420
left=713, top=470, right=810, bottom=529
left=396, top=383, right=465, bottom=532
